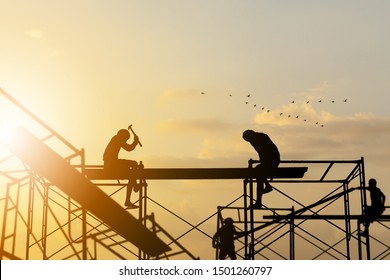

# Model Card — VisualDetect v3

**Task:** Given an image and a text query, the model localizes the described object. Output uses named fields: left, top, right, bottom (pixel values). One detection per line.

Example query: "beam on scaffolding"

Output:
left=0, top=126, right=170, bottom=257
left=83, top=166, right=308, bottom=180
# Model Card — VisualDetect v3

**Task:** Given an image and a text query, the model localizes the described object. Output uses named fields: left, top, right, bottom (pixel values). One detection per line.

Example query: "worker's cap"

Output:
left=117, top=129, right=130, bottom=140
left=243, top=129, right=255, bottom=141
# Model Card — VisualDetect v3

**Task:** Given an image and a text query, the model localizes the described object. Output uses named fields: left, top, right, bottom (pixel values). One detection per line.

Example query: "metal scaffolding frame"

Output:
left=82, top=167, right=201, bottom=260
left=215, top=158, right=390, bottom=260
left=1, top=89, right=389, bottom=260
left=0, top=89, right=199, bottom=260
left=1, top=88, right=88, bottom=259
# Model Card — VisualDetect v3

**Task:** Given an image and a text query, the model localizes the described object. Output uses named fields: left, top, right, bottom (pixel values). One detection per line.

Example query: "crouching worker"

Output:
left=212, top=217, right=244, bottom=260
left=103, top=128, right=141, bottom=209
left=242, top=129, right=280, bottom=209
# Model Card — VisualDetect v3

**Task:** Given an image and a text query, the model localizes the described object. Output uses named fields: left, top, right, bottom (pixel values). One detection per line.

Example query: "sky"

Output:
left=1, top=0, right=390, bottom=260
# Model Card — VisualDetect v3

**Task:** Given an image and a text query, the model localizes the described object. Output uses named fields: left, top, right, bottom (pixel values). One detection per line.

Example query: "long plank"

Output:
left=84, top=167, right=308, bottom=180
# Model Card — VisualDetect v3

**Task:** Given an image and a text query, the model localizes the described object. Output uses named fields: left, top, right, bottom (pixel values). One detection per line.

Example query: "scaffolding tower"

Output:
left=215, top=158, right=390, bottom=260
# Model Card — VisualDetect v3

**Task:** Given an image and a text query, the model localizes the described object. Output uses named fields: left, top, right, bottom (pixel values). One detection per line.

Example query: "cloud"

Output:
left=197, top=137, right=246, bottom=160
left=50, top=50, right=61, bottom=57
left=255, top=102, right=325, bottom=127
left=253, top=110, right=390, bottom=163
left=25, top=29, right=44, bottom=39
left=288, top=80, right=346, bottom=106
left=254, top=100, right=362, bottom=128
left=192, top=103, right=390, bottom=169
left=23, top=29, right=61, bottom=57
left=156, top=89, right=199, bottom=104
left=158, top=118, right=232, bottom=135
left=294, top=80, right=331, bottom=100
left=154, top=103, right=390, bottom=196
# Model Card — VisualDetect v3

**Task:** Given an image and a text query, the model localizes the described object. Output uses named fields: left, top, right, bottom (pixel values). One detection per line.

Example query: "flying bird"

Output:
left=195, top=90, right=347, bottom=128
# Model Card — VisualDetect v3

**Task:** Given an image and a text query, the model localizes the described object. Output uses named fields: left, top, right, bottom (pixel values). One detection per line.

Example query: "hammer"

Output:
left=128, top=125, right=143, bottom=147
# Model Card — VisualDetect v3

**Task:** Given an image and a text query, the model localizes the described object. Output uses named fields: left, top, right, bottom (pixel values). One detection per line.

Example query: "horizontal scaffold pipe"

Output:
left=263, top=215, right=390, bottom=221
left=242, top=187, right=362, bottom=236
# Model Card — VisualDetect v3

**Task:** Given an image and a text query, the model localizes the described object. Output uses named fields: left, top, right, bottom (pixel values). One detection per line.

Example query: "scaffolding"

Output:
left=0, top=89, right=194, bottom=260
left=215, top=158, right=390, bottom=260
left=1, top=88, right=389, bottom=260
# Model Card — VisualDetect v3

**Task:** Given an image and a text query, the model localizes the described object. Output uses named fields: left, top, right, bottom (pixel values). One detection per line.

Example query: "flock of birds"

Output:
left=200, top=92, right=349, bottom=128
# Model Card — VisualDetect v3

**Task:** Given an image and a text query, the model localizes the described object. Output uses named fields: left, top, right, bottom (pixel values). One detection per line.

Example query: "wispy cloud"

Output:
left=156, top=89, right=199, bottom=104
left=294, top=80, right=332, bottom=101
left=158, top=118, right=232, bottom=134
left=254, top=111, right=390, bottom=179
left=23, top=28, right=61, bottom=56
left=193, top=107, right=390, bottom=168
left=25, top=29, right=44, bottom=39
left=254, top=102, right=331, bottom=127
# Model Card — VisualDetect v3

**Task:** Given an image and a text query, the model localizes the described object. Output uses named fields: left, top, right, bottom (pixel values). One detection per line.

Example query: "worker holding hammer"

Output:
left=103, top=126, right=142, bottom=209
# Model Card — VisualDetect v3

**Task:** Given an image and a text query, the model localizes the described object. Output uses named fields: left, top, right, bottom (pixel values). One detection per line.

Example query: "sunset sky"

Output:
left=1, top=1, right=390, bottom=259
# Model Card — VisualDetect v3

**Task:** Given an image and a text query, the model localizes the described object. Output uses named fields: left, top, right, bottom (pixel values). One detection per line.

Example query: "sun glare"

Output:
left=0, top=105, right=24, bottom=145
left=0, top=116, right=20, bottom=145
left=0, top=123, right=15, bottom=144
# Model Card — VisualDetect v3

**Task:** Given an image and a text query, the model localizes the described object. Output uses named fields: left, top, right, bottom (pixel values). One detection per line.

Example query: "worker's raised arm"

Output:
left=122, top=135, right=139, bottom=152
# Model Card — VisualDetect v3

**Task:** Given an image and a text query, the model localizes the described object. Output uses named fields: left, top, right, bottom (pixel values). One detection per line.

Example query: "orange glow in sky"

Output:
left=1, top=1, right=390, bottom=260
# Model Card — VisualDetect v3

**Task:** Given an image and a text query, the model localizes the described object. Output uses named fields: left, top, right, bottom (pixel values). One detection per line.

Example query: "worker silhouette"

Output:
left=103, top=128, right=141, bottom=209
left=360, top=178, right=386, bottom=237
left=243, top=130, right=280, bottom=209
left=212, top=217, right=243, bottom=260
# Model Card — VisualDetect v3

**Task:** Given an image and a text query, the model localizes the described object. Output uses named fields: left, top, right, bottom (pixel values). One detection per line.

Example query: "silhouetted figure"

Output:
left=212, top=218, right=243, bottom=260
left=360, top=178, right=386, bottom=237
left=243, top=130, right=280, bottom=209
left=103, top=129, right=140, bottom=209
